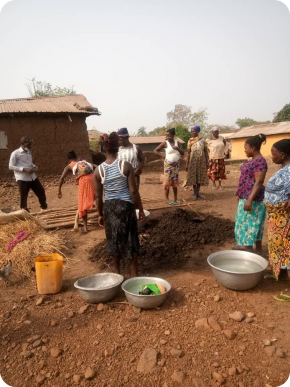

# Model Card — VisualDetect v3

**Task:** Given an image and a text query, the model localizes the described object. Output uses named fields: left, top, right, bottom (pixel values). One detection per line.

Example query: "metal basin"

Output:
left=74, top=273, right=124, bottom=303
left=122, top=277, right=171, bottom=308
left=207, top=250, right=268, bottom=290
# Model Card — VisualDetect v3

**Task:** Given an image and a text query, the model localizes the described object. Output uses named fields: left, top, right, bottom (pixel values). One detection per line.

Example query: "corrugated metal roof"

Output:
left=219, top=131, right=238, bottom=139
left=130, top=136, right=185, bottom=144
left=0, top=94, right=100, bottom=115
left=228, top=121, right=290, bottom=139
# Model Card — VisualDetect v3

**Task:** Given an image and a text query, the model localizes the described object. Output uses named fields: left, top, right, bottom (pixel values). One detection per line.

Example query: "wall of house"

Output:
left=0, top=114, right=92, bottom=177
left=231, top=133, right=290, bottom=159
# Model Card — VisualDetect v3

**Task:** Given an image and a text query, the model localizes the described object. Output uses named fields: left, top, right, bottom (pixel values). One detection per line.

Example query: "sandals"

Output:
left=168, top=201, right=176, bottom=206
left=264, top=274, right=289, bottom=284
left=192, top=195, right=197, bottom=201
left=274, top=293, right=290, bottom=302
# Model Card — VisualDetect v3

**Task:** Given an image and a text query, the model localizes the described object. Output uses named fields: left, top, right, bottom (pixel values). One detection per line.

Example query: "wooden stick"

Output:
left=148, top=202, right=198, bottom=212
left=180, top=197, right=204, bottom=220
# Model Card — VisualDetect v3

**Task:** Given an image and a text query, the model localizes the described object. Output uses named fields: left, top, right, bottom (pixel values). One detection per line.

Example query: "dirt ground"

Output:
left=0, top=161, right=290, bottom=387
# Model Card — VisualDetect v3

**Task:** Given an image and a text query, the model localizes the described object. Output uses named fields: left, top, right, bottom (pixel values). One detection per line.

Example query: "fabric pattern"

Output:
left=265, top=202, right=290, bottom=279
left=104, top=199, right=140, bottom=259
left=235, top=199, right=266, bottom=246
left=163, top=159, right=180, bottom=188
left=77, top=173, right=95, bottom=218
left=207, top=158, right=226, bottom=181
left=264, top=164, right=290, bottom=206
left=72, top=160, right=93, bottom=180
left=184, top=138, right=208, bottom=186
left=118, top=144, right=139, bottom=169
left=99, top=159, right=133, bottom=203
left=206, top=136, right=225, bottom=159
left=236, top=156, right=267, bottom=201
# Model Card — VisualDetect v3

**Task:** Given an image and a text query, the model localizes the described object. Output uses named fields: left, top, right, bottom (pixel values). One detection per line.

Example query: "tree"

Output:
left=167, top=104, right=193, bottom=127
left=136, top=126, right=148, bottom=137
left=175, top=124, right=191, bottom=147
left=26, top=77, right=76, bottom=98
left=273, top=103, right=290, bottom=123
left=235, top=118, right=270, bottom=129
left=148, top=126, right=167, bottom=136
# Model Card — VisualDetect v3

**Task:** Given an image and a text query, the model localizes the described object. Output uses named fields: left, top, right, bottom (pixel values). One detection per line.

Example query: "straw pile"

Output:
left=0, top=219, right=64, bottom=280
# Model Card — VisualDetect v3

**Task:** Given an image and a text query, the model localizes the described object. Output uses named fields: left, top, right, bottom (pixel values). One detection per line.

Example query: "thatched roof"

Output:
left=0, top=94, right=100, bottom=115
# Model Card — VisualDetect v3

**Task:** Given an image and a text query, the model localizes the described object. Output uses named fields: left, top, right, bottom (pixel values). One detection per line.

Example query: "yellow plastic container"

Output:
left=35, top=254, right=63, bottom=294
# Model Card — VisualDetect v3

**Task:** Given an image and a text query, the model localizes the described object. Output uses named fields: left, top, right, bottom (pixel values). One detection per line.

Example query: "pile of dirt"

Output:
left=89, top=208, right=234, bottom=271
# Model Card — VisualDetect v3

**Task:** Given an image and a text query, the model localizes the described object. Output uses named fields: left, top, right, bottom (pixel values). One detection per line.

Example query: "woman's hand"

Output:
left=58, top=191, right=62, bottom=199
left=283, top=199, right=290, bottom=210
left=98, top=216, right=105, bottom=227
left=139, top=210, right=145, bottom=223
left=243, top=199, right=253, bottom=211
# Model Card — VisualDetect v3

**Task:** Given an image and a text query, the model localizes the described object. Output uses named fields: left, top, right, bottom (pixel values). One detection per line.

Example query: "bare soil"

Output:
left=0, top=162, right=290, bottom=387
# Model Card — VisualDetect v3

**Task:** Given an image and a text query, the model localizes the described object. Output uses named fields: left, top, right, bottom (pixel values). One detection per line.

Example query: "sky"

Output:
left=0, top=0, right=289, bottom=134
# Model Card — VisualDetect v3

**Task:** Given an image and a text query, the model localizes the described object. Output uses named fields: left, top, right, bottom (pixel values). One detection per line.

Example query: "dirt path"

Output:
left=0, top=163, right=289, bottom=387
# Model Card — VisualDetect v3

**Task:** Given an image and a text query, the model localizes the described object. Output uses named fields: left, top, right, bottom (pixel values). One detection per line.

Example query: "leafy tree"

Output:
left=273, top=103, right=290, bottom=123
left=136, top=126, right=148, bottom=137
left=209, top=125, right=236, bottom=132
left=175, top=124, right=191, bottom=147
left=167, top=104, right=193, bottom=127
left=236, top=118, right=270, bottom=129
left=148, top=126, right=167, bottom=136
left=26, top=77, right=76, bottom=98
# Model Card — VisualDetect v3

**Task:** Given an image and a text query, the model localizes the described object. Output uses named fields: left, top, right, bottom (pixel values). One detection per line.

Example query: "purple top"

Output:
left=237, top=156, right=268, bottom=201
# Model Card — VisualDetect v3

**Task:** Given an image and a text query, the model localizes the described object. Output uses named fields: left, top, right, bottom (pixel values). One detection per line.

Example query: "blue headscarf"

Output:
left=117, top=127, right=129, bottom=135
left=191, top=125, right=201, bottom=133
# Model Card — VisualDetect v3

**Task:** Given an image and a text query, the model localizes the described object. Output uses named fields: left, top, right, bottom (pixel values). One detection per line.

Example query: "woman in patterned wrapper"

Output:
left=58, top=150, right=95, bottom=233
left=233, top=134, right=267, bottom=254
left=264, top=139, right=290, bottom=281
left=94, top=132, right=145, bottom=277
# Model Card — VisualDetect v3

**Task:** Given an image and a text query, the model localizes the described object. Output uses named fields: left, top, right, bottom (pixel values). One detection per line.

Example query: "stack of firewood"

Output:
left=31, top=206, right=98, bottom=230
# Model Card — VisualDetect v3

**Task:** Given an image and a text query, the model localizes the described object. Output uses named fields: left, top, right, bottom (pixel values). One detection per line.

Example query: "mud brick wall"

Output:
left=0, top=114, right=92, bottom=177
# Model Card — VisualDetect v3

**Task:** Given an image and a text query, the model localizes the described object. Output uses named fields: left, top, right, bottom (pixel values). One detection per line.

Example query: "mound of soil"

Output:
left=89, top=208, right=234, bottom=271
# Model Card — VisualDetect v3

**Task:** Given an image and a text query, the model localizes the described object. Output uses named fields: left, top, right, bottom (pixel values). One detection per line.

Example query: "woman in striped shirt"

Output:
left=94, top=132, right=145, bottom=277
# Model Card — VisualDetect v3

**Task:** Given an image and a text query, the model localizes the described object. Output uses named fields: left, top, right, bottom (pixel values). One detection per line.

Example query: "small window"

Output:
left=0, top=131, right=8, bottom=149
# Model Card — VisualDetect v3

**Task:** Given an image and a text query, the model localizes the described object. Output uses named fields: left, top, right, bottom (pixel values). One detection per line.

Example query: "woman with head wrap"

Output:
left=94, top=132, right=145, bottom=277
left=233, top=134, right=267, bottom=254
left=154, top=128, right=185, bottom=205
left=184, top=125, right=209, bottom=200
left=264, top=139, right=290, bottom=281
left=58, top=150, right=95, bottom=232
left=206, top=126, right=227, bottom=189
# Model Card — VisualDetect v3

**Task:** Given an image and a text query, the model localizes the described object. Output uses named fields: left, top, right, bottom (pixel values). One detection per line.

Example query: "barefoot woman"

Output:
left=264, top=139, right=290, bottom=281
left=94, top=132, right=145, bottom=277
left=58, top=150, right=95, bottom=232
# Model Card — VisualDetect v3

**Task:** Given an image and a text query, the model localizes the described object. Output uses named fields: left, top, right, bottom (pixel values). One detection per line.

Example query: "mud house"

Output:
left=229, top=121, right=290, bottom=159
left=0, top=94, right=100, bottom=176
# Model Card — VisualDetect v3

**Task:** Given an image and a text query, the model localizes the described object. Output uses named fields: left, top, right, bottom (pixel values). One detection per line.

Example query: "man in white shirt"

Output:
left=9, top=136, right=47, bottom=212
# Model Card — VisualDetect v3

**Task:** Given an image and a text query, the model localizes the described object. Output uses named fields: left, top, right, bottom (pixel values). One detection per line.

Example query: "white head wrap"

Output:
left=211, top=126, right=220, bottom=132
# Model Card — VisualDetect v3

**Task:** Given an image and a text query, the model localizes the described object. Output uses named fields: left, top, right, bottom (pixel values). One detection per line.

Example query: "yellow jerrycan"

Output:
left=35, top=254, right=63, bottom=294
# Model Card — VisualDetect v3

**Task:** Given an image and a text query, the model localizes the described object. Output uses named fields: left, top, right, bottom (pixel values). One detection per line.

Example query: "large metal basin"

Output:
left=74, top=273, right=124, bottom=303
left=207, top=250, right=268, bottom=290
left=122, top=277, right=171, bottom=308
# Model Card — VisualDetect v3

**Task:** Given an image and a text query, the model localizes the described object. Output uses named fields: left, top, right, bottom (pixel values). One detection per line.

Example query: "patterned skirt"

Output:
left=235, top=199, right=266, bottom=246
left=78, top=173, right=95, bottom=218
left=103, top=199, right=140, bottom=259
left=184, top=154, right=209, bottom=187
left=265, top=203, right=290, bottom=279
left=163, top=159, right=180, bottom=188
left=207, top=158, right=226, bottom=181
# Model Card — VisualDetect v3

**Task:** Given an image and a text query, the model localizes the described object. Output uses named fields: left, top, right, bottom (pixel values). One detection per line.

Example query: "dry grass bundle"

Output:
left=0, top=219, right=65, bottom=280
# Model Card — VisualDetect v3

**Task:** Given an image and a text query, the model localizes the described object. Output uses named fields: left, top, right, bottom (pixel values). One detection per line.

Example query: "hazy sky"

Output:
left=0, top=0, right=289, bottom=134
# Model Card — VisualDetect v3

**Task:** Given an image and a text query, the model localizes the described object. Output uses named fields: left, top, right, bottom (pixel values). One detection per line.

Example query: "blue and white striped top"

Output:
left=99, top=159, right=133, bottom=203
